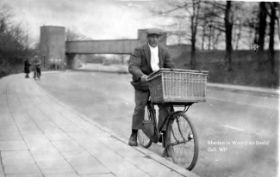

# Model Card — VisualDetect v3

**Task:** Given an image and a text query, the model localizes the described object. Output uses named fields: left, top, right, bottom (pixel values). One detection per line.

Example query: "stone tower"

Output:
left=39, top=26, right=66, bottom=69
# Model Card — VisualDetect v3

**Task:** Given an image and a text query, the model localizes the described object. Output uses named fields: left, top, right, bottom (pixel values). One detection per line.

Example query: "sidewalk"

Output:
left=0, top=74, right=199, bottom=177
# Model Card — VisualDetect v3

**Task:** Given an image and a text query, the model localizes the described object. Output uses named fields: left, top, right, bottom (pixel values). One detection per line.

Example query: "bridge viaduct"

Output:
left=39, top=26, right=167, bottom=69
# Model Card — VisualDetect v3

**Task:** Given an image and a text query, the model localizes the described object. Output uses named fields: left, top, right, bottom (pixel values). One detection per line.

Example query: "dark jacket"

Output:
left=128, top=43, right=174, bottom=91
left=24, top=60, right=31, bottom=73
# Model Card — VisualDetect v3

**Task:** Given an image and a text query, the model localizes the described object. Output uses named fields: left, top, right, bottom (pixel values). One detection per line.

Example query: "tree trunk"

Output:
left=190, top=15, right=196, bottom=69
left=268, top=2, right=276, bottom=73
left=278, top=3, right=280, bottom=41
left=224, top=1, right=233, bottom=71
left=258, top=2, right=267, bottom=51
left=257, top=2, right=267, bottom=70
left=201, top=20, right=206, bottom=50
left=207, top=24, right=211, bottom=50
left=189, top=0, right=201, bottom=69
left=208, top=20, right=213, bottom=50
left=235, top=22, right=241, bottom=50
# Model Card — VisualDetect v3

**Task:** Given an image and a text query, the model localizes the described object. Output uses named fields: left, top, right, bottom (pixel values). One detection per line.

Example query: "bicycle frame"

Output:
left=146, top=98, right=193, bottom=144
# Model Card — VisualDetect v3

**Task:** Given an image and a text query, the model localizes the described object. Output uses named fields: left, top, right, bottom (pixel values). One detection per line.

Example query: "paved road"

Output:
left=37, top=71, right=278, bottom=177
left=0, top=74, right=198, bottom=177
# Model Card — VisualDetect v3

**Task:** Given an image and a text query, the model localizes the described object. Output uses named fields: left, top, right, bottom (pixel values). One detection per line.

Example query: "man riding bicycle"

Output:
left=128, top=28, right=175, bottom=146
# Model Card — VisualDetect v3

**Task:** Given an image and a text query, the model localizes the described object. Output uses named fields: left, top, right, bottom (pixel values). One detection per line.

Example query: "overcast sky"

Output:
left=2, top=0, right=171, bottom=46
left=2, top=0, right=278, bottom=49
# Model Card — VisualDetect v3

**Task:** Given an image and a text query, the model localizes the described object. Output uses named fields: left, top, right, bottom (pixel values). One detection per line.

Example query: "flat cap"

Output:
left=146, top=28, right=163, bottom=36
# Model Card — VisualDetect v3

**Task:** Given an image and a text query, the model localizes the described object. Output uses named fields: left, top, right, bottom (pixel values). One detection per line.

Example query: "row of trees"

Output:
left=152, top=0, right=279, bottom=72
left=0, top=4, right=33, bottom=77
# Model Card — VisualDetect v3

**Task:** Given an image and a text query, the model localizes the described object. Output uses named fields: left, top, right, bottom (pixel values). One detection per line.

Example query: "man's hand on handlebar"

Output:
left=140, top=75, right=149, bottom=82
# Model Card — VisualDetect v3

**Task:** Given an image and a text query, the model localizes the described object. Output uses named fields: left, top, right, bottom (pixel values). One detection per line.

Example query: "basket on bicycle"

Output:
left=147, top=68, right=208, bottom=104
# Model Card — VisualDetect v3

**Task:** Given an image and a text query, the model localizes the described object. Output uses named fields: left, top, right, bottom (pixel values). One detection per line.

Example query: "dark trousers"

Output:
left=132, top=89, right=169, bottom=130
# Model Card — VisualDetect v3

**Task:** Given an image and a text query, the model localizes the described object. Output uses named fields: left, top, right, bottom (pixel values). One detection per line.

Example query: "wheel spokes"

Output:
left=167, top=113, right=197, bottom=169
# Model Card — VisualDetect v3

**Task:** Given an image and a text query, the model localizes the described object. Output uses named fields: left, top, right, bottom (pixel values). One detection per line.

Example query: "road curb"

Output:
left=69, top=66, right=279, bottom=97
left=207, top=83, right=279, bottom=97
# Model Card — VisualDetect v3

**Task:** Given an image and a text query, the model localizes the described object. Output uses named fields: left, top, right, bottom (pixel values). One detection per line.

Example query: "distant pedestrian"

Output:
left=33, top=56, right=41, bottom=80
left=24, top=58, right=31, bottom=78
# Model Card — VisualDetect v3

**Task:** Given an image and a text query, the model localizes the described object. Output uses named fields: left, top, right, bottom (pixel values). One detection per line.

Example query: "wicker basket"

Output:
left=147, top=69, right=208, bottom=104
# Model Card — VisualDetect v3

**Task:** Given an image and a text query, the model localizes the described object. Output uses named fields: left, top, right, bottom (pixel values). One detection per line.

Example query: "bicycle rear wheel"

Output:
left=137, top=106, right=153, bottom=148
left=166, top=112, right=198, bottom=170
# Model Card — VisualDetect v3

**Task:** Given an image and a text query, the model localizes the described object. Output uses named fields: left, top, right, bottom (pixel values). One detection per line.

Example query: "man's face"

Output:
left=148, top=34, right=160, bottom=47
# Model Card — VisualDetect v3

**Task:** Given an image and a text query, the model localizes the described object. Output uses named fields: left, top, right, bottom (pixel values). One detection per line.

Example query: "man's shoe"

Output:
left=128, top=133, right=138, bottom=146
left=162, top=148, right=170, bottom=157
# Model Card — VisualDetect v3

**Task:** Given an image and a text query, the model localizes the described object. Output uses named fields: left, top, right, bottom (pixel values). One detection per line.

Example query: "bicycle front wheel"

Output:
left=166, top=112, right=198, bottom=170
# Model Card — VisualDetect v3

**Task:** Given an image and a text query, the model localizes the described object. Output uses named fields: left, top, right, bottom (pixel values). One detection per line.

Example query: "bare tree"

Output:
left=0, top=4, right=11, bottom=34
left=66, top=29, right=90, bottom=41
left=149, top=0, right=202, bottom=69
left=149, top=0, right=275, bottom=73
left=278, top=3, right=280, bottom=41
left=254, top=2, right=267, bottom=70
left=0, top=3, right=32, bottom=77
left=188, top=0, right=201, bottom=68
left=257, top=2, right=267, bottom=51
left=268, top=2, right=278, bottom=73
left=224, top=1, right=233, bottom=71
left=198, top=1, right=224, bottom=50
left=204, top=1, right=234, bottom=70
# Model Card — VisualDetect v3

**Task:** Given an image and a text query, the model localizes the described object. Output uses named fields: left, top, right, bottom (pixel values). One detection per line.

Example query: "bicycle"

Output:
left=137, top=68, right=207, bottom=171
